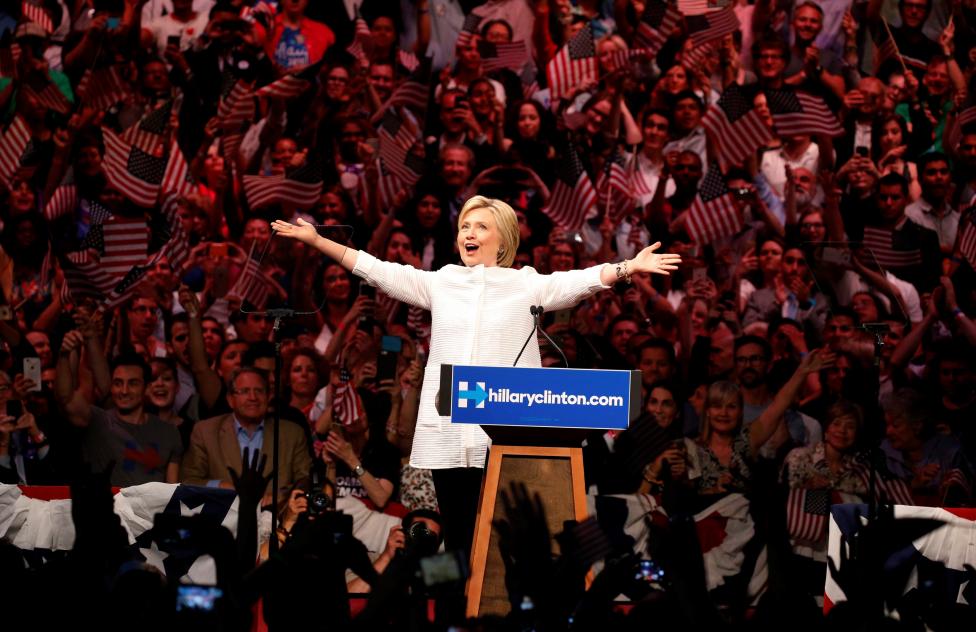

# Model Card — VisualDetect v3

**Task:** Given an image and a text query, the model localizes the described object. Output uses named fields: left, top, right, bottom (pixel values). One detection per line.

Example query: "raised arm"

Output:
left=749, top=349, right=834, bottom=456
left=272, top=218, right=360, bottom=271
left=55, top=331, right=92, bottom=427
left=178, top=287, right=224, bottom=410
left=598, top=242, right=681, bottom=286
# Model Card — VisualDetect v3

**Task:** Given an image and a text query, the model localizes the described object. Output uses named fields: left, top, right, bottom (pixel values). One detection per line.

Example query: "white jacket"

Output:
left=352, top=252, right=610, bottom=469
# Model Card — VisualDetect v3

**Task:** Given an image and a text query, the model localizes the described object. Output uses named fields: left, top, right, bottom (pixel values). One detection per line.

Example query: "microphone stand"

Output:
left=859, top=322, right=889, bottom=520
left=513, top=306, right=541, bottom=366
left=265, top=308, right=295, bottom=556
left=534, top=306, right=570, bottom=368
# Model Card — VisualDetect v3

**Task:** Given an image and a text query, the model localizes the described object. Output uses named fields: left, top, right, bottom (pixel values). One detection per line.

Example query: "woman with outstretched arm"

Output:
left=272, top=196, right=681, bottom=555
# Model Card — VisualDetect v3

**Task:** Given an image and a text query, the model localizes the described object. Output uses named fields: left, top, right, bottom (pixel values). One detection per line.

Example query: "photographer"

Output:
left=347, top=509, right=443, bottom=594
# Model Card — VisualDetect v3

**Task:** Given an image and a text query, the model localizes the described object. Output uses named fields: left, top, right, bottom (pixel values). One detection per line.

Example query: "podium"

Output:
left=437, top=364, right=642, bottom=618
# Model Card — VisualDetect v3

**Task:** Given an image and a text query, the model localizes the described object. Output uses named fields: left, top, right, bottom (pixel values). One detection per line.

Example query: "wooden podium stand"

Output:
left=436, top=364, right=640, bottom=619
left=465, top=429, right=591, bottom=618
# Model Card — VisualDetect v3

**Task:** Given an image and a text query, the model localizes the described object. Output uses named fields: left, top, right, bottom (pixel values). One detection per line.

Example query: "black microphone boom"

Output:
left=512, top=305, right=540, bottom=366
left=534, top=306, right=570, bottom=368
left=511, top=305, right=570, bottom=368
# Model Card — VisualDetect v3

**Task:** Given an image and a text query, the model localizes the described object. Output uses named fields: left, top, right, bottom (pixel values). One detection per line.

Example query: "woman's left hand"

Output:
left=631, top=242, right=681, bottom=276
left=324, top=431, right=358, bottom=467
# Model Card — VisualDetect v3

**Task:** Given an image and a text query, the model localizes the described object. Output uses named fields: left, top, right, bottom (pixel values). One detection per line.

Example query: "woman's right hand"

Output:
left=271, top=218, right=319, bottom=246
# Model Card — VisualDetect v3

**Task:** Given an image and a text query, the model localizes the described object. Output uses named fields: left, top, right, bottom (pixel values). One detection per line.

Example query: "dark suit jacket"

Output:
left=181, top=413, right=311, bottom=492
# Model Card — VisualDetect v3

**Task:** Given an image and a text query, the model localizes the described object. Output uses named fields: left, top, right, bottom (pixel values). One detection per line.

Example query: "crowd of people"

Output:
left=1, top=0, right=976, bottom=629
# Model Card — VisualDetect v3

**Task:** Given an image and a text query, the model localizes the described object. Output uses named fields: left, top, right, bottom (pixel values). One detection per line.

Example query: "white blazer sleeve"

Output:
left=351, top=251, right=435, bottom=310
left=526, top=264, right=611, bottom=312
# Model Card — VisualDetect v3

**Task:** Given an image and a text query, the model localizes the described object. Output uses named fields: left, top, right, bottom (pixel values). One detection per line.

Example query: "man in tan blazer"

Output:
left=182, top=366, right=311, bottom=491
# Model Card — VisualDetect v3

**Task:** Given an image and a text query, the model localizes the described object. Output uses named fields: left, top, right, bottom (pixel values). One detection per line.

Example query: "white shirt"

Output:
left=760, top=143, right=820, bottom=200
left=663, top=127, right=707, bottom=174
left=834, top=270, right=923, bottom=323
left=352, top=252, right=610, bottom=469
left=148, top=12, right=210, bottom=52
left=905, top=198, right=959, bottom=251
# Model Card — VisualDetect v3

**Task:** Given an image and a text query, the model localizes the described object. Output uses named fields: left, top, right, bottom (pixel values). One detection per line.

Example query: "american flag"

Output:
left=685, top=6, right=740, bottom=49
left=82, top=215, right=150, bottom=278
left=44, top=179, right=77, bottom=221
left=376, top=157, right=409, bottom=209
left=547, top=24, right=598, bottom=101
left=871, top=23, right=899, bottom=73
left=602, top=48, right=653, bottom=73
left=229, top=252, right=283, bottom=309
left=681, top=40, right=719, bottom=70
left=861, top=226, right=922, bottom=268
left=103, top=263, right=152, bottom=310
left=242, top=158, right=323, bottom=209
left=121, top=101, right=172, bottom=156
left=0, top=116, right=30, bottom=184
left=786, top=487, right=831, bottom=544
left=478, top=40, right=529, bottom=73
left=76, top=66, right=130, bottom=111
left=23, top=79, right=70, bottom=115
left=377, top=110, right=423, bottom=184
left=217, top=80, right=255, bottom=129
left=455, top=12, right=482, bottom=48
left=161, top=139, right=195, bottom=197
left=386, top=78, right=429, bottom=113
left=851, top=460, right=915, bottom=506
left=333, top=381, right=364, bottom=426
left=702, top=83, right=774, bottom=170
left=596, top=149, right=636, bottom=224
left=0, top=39, right=21, bottom=79
left=946, top=105, right=976, bottom=153
left=958, top=209, right=976, bottom=271
left=407, top=305, right=430, bottom=341
left=101, top=128, right=166, bottom=207
left=686, top=165, right=741, bottom=244
left=254, top=60, right=321, bottom=101
left=677, top=0, right=710, bottom=15
left=62, top=250, right=116, bottom=304
left=635, top=0, right=681, bottom=54
left=764, top=88, right=844, bottom=137
left=398, top=49, right=420, bottom=72
left=255, top=75, right=310, bottom=100
left=346, top=17, right=371, bottom=65
left=544, top=141, right=597, bottom=230
left=21, top=1, right=53, bottom=33
left=157, top=194, right=191, bottom=274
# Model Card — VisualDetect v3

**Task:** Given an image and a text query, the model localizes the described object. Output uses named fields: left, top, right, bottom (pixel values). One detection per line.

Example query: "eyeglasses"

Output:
left=172, top=334, right=188, bottom=342
left=735, top=354, right=767, bottom=365
left=826, top=324, right=854, bottom=333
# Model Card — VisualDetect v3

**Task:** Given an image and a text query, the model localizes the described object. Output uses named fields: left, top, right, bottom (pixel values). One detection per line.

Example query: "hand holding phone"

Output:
left=23, top=358, right=41, bottom=392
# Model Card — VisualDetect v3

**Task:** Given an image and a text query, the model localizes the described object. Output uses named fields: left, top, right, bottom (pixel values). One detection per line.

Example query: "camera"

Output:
left=733, top=187, right=752, bottom=200
left=306, top=490, right=333, bottom=517
left=404, top=520, right=440, bottom=557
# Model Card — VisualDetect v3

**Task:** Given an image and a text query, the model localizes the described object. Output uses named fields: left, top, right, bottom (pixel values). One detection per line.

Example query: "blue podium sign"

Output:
left=443, top=365, right=636, bottom=430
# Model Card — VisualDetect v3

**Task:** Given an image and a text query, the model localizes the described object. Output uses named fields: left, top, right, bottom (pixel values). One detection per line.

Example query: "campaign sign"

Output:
left=445, top=365, right=636, bottom=430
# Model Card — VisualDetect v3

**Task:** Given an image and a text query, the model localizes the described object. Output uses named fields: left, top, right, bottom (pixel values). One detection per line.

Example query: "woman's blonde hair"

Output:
left=699, top=380, right=743, bottom=443
left=457, top=196, right=520, bottom=268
